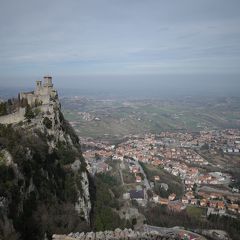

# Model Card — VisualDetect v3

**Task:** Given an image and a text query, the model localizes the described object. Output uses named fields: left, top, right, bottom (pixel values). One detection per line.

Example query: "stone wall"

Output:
left=0, top=108, right=25, bottom=124
left=52, top=229, right=178, bottom=240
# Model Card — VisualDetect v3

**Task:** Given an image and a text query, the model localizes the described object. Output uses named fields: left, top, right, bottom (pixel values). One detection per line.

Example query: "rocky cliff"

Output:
left=0, top=80, right=92, bottom=240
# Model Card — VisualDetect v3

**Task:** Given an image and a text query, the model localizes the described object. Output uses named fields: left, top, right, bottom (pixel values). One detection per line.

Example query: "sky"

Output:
left=0, top=0, right=240, bottom=89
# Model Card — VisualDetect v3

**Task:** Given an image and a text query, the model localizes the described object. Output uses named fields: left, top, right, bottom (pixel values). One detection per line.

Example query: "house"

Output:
left=219, top=209, right=226, bottom=215
left=154, top=175, right=160, bottom=181
left=210, top=193, right=222, bottom=199
left=172, top=170, right=179, bottom=176
left=131, top=166, right=139, bottom=173
left=153, top=194, right=159, bottom=203
left=159, top=198, right=169, bottom=205
left=209, top=201, right=217, bottom=208
left=188, top=167, right=199, bottom=176
left=112, top=155, right=124, bottom=161
left=198, top=191, right=210, bottom=199
left=168, top=201, right=185, bottom=212
left=182, top=196, right=189, bottom=205
left=136, top=176, right=142, bottom=183
left=186, top=184, right=193, bottom=191
left=232, top=187, right=239, bottom=193
left=190, top=199, right=198, bottom=205
left=209, top=179, right=218, bottom=185
left=227, top=148, right=233, bottom=153
left=152, top=159, right=162, bottom=166
left=228, top=204, right=239, bottom=213
left=185, top=191, right=194, bottom=199
left=129, top=190, right=145, bottom=201
left=178, top=231, right=199, bottom=240
left=164, top=166, right=171, bottom=172
left=200, top=199, right=207, bottom=207
left=168, top=193, right=176, bottom=201
left=185, top=178, right=194, bottom=185
left=198, top=174, right=212, bottom=184
left=217, top=201, right=225, bottom=210
left=96, top=162, right=109, bottom=173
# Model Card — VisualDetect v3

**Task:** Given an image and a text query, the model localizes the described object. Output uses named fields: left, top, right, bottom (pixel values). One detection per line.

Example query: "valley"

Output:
left=62, top=96, right=240, bottom=240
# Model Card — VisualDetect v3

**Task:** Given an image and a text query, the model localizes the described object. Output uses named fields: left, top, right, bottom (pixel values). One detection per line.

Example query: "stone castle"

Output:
left=19, top=75, right=58, bottom=106
left=0, top=76, right=59, bottom=124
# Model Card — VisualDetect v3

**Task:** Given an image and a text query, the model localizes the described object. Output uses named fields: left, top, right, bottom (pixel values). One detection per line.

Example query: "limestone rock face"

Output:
left=74, top=171, right=92, bottom=222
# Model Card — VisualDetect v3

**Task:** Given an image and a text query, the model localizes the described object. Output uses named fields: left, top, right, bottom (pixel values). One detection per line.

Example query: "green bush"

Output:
left=56, top=142, right=77, bottom=165
left=0, top=102, right=7, bottom=116
left=24, top=104, right=34, bottom=120
left=43, top=117, right=52, bottom=129
left=92, top=173, right=128, bottom=231
left=34, top=108, right=41, bottom=116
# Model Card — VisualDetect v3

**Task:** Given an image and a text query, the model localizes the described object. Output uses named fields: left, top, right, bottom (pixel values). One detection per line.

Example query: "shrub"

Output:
left=0, top=102, right=7, bottom=116
left=56, top=142, right=76, bottom=165
left=34, top=108, right=41, bottom=116
left=43, top=117, right=52, bottom=129
left=24, top=104, right=34, bottom=120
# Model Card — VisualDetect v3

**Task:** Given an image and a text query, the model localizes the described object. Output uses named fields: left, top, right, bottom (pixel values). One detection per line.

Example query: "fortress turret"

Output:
left=43, top=75, right=53, bottom=88
left=18, top=76, right=58, bottom=107
left=35, top=80, right=42, bottom=95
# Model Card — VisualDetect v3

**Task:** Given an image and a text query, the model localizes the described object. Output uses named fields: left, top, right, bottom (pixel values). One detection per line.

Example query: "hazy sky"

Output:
left=0, top=0, right=240, bottom=87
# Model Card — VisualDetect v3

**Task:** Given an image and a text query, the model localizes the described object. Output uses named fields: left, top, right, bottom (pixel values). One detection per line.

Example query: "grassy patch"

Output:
left=186, top=206, right=206, bottom=219
left=122, top=169, right=135, bottom=184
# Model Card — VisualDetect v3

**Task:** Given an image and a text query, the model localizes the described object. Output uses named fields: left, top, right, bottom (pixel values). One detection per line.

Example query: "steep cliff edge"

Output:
left=0, top=77, right=92, bottom=240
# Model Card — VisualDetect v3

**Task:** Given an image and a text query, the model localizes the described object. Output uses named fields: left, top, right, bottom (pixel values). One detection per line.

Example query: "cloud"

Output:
left=0, top=0, right=240, bottom=80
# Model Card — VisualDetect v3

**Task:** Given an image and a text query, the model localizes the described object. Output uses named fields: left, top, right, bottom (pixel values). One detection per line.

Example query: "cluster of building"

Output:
left=198, top=129, right=240, bottom=153
left=79, top=131, right=240, bottom=217
left=159, top=129, right=240, bottom=153
left=80, top=129, right=240, bottom=166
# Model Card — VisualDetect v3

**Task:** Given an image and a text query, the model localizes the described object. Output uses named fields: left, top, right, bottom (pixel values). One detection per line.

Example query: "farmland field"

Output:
left=61, top=96, right=240, bottom=141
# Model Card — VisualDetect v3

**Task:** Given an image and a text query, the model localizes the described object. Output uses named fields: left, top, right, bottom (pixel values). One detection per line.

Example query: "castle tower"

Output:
left=36, top=80, right=42, bottom=87
left=35, top=80, right=42, bottom=94
left=43, top=75, right=53, bottom=88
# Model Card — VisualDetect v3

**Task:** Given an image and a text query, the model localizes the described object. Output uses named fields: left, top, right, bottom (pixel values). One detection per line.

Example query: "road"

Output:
left=143, top=224, right=178, bottom=236
left=144, top=225, right=206, bottom=240
left=128, top=159, right=151, bottom=190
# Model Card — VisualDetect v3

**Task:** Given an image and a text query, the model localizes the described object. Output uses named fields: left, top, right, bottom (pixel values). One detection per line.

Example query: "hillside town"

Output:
left=79, top=129, right=240, bottom=220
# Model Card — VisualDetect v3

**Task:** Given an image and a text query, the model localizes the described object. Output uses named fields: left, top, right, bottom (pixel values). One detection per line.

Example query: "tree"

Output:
left=147, top=189, right=153, bottom=199
left=0, top=102, right=7, bottom=116
left=131, top=218, right=137, bottom=228
left=24, top=104, right=34, bottom=120
left=43, top=117, right=52, bottom=129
